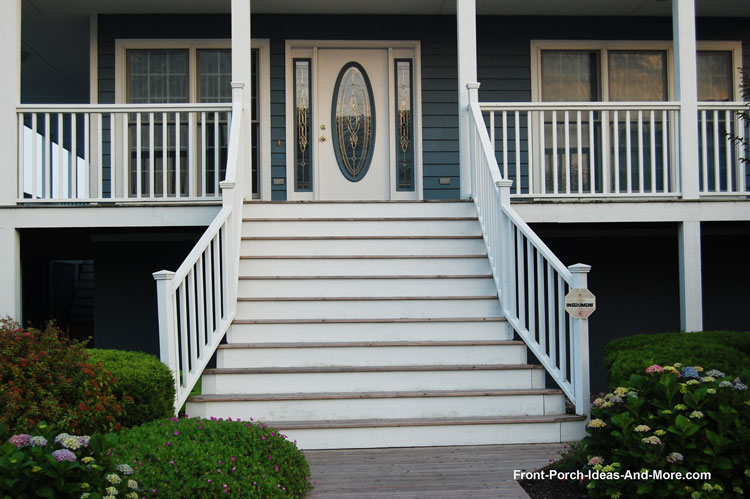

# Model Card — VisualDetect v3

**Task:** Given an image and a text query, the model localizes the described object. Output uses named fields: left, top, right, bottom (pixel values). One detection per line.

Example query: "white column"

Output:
left=673, top=0, right=700, bottom=199
left=231, top=0, right=253, bottom=199
left=457, top=0, right=478, bottom=200
left=678, top=220, right=703, bottom=332
left=0, top=227, right=21, bottom=321
left=0, top=0, right=21, bottom=205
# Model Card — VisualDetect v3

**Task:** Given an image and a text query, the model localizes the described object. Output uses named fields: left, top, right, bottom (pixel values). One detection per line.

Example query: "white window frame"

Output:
left=530, top=39, right=742, bottom=102
left=114, top=38, right=272, bottom=200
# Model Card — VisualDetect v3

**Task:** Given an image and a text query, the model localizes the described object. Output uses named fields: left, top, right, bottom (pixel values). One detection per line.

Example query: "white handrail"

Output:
left=153, top=84, right=245, bottom=412
left=696, top=103, right=749, bottom=195
left=17, top=104, right=232, bottom=202
left=468, top=84, right=590, bottom=416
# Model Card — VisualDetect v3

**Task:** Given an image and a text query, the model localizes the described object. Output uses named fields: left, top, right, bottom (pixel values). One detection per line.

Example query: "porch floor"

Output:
left=304, top=443, right=565, bottom=498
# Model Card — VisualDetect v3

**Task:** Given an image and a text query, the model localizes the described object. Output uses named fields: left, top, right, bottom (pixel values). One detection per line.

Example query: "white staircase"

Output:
left=186, top=201, right=586, bottom=449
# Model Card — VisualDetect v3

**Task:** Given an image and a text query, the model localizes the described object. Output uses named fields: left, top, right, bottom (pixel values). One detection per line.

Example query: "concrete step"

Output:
left=217, top=340, right=526, bottom=368
left=235, top=296, right=502, bottom=320
left=186, top=388, right=565, bottom=422
left=202, top=364, right=546, bottom=394
left=243, top=201, right=477, bottom=219
left=239, top=256, right=492, bottom=276
left=262, top=415, right=587, bottom=449
left=241, top=219, right=481, bottom=238
left=227, top=318, right=512, bottom=343
left=237, top=276, right=497, bottom=298
left=240, top=236, right=487, bottom=256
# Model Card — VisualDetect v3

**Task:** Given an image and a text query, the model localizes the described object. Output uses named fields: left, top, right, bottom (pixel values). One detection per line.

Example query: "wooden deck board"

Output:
left=304, top=443, right=565, bottom=498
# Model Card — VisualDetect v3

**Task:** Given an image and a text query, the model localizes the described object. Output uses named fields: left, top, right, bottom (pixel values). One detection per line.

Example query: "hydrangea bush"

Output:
left=113, top=415, right=314, bottom=498
left=0, top=422, right=138, bottom=498
left=0, top=319, right=131, bottom=435
left=582, top=364, right=750, bottom=498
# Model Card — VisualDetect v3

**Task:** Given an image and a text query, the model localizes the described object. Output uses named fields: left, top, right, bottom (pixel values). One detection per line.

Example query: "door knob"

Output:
left=320, top=136, right=327, bottom=142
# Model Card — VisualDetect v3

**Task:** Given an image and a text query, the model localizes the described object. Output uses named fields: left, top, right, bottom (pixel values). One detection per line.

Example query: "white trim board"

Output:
left=285, top=40, right=423, bottom=201
left=113, top=38, right=272, bottom=200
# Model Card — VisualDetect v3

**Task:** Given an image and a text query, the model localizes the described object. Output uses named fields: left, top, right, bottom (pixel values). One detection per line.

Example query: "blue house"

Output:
left=2, top=0, right=749, bottom=448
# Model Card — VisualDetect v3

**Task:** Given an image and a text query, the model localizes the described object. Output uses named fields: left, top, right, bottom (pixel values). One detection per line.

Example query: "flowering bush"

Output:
left=582, top=364, right=750, bottom=498
left=113, top=415, right=313, bottom=498
left=0, top=422, right=138, bottom=498
left=0, top=320, right=131, bottom=435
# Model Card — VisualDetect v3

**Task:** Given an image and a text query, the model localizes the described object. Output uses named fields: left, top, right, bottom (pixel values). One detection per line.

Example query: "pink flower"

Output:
left=261, top=436, right=265, bottom=440
left=174, top=431, right=179, bottom=436
left=169, top=461, right=174, bottom=465
left=275, top=465, right=279, bottom=471
left=231, top=456, right=236, bottom=462
left=645, top=364, right=664, bottom=374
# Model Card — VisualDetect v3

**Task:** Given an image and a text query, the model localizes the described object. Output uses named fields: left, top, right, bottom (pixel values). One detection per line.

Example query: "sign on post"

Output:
left=565, top=288, right=596, bottom=319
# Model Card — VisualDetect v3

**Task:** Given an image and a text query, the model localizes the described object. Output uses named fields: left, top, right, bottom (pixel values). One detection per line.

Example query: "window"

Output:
left=697, top=51, right=733, bottom=101
left=120, top=42, right=262, bottom=198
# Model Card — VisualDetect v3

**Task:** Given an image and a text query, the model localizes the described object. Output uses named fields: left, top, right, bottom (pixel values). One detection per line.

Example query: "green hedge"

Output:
left=114, top=416, right=314, bottom=497
left=604, top=331, right=750, bottom=387
left=87, top=349, right=175, bottom=428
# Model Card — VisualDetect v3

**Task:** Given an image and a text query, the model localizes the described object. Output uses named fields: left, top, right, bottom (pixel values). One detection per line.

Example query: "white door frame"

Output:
left=285, top=40, right=423, bottom=201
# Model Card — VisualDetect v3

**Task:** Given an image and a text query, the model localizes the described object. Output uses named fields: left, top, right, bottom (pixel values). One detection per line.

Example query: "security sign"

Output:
left=565, top=288, right=596, bottom=319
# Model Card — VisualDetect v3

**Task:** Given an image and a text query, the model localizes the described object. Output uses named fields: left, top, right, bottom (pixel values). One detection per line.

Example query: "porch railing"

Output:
left=468, top=84, right=590, bottom=416
left=153, top=85, right=245, bottom=412
left=480, top=102, right=682, bottom=197
left=17, top=103, right=232, bottom=203
left=697, top=103, right=750, bottom=195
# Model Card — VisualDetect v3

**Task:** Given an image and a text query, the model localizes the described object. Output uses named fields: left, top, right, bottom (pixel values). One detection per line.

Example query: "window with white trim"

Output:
left=123, top=45, right=260, bottom=198
left=532, top=42, right=739, bottom=194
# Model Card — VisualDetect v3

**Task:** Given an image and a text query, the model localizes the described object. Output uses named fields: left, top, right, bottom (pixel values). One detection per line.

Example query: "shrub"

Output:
left=0, top=421, right=139, bottom=498
left=604, top=332, right=750, bottom=387
left=113, top=416, right=314, bottom=498
left=87, top=349, right=175, bottom=428
left=0, top=320, right=129, bottom=435
left=582, top=363, right=750, bottom=497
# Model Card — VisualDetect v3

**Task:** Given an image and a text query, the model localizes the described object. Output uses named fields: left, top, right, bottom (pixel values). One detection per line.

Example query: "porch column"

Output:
left=231, top=0, right=253, bottom=199
left=678, top=220, right=703, bottom=332
left=0, top=227, right=21, bottom=321
left=0, top=0, right=21, bottom=206
left=672, top=0, right=700, bottom=199
left=457, top=0, right=478, bottom=200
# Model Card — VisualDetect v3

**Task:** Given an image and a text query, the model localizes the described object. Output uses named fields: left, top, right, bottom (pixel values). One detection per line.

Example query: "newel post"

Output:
left=153, top=270, right=179, bottom=411
left=497, top=179, right=514, bottom=311
left=220, top=180, right=238, bottom=319
left=569, top=263, right=592, bottom=417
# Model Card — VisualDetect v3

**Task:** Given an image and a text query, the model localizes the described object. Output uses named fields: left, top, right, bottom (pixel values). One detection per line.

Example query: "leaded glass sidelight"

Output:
left=294, top=59, right=312, bottom=191
left=332, top=62, right=375, bottom=182
left=395, top=59, right=414, bottom=190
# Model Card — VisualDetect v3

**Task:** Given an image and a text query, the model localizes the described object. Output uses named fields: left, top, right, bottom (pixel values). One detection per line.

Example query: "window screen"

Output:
left=608, top=51, right=667, bottom=101
left=541, top=50, right=600, bottom=102
left=127, top=50, right=189, bottom=104
left=698, top=51, right=733, bottom=101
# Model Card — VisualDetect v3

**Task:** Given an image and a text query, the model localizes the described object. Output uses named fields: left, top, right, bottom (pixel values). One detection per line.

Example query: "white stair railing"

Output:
left=153, top=84, right=245, bottom=413
left=467, top=83, right=591, bottom=416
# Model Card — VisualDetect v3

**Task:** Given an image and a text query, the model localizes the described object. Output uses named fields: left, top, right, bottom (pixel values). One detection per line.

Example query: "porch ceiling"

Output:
left=22, top=0, right=750, bottom=17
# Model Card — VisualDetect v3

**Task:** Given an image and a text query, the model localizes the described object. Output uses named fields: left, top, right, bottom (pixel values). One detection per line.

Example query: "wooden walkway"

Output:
left=304, top=443, right=564, bottom=498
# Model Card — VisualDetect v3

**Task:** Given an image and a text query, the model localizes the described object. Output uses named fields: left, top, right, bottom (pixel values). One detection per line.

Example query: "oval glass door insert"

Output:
left=331, top=62, right=375, bottom=182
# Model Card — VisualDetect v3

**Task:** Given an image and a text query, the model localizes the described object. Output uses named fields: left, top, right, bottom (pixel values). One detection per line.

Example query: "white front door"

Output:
left=317, top=49, right=390, bottom=200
